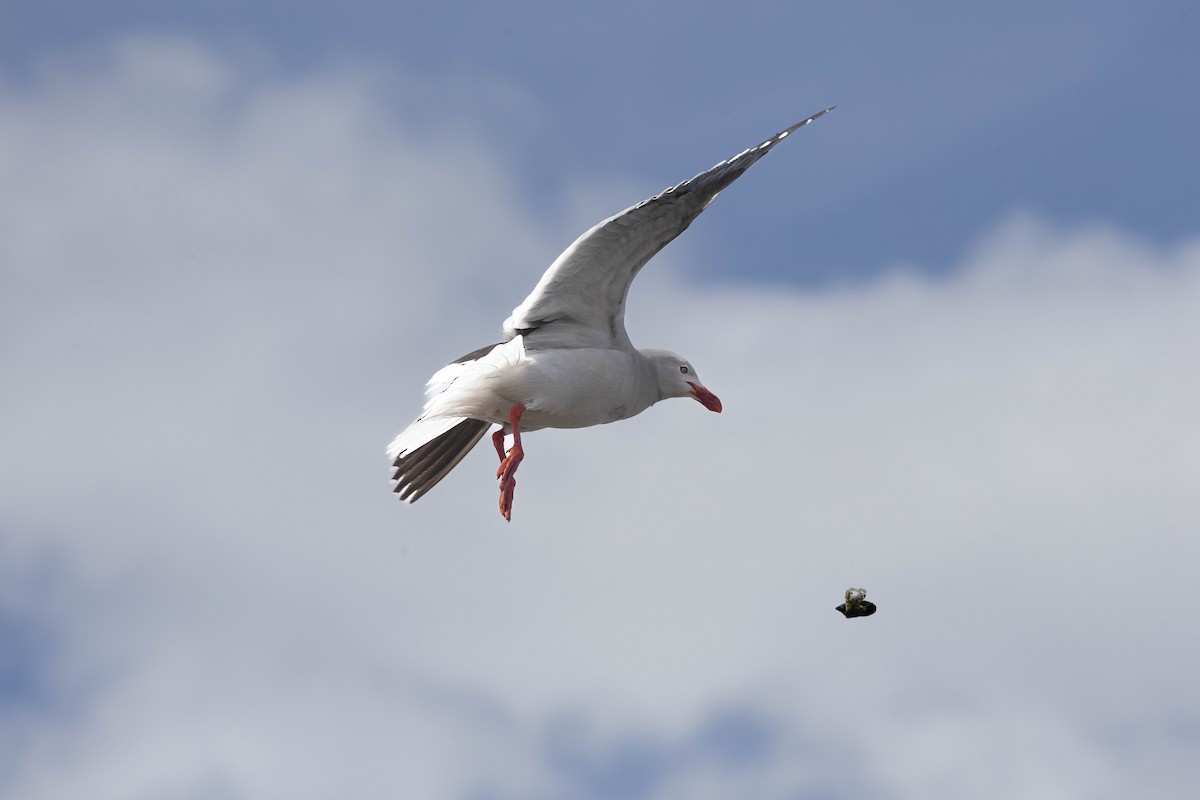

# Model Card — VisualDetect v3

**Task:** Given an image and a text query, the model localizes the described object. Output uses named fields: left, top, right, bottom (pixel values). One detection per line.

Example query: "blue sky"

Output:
left=5, top=1, right=1196, bottom=285
left=1, top=3, right=1198, bottom=799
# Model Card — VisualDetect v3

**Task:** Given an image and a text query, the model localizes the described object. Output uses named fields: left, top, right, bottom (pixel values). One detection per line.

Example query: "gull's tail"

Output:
left=388, top=416, right=491, bottom=502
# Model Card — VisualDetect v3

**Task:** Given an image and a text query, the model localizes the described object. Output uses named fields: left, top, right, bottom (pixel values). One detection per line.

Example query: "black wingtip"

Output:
left=785, top=106, right=835, bottom=133
left=391, top=418, right=491, bottom=503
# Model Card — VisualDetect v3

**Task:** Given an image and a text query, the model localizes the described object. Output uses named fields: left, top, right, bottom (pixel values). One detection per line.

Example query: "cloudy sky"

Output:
left=2, top=3, right=1198, bottom=798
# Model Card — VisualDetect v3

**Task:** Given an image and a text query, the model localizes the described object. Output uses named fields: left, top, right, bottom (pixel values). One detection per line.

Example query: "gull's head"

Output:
left=644, top=349, right=722, bottom=413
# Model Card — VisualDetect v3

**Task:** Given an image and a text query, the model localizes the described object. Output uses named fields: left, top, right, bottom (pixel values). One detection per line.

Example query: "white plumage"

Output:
left=388, top=108, right=833, bottom=519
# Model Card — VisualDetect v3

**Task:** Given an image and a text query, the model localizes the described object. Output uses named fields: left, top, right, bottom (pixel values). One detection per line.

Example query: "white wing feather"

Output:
left=503, top=107, right=834, bottom=351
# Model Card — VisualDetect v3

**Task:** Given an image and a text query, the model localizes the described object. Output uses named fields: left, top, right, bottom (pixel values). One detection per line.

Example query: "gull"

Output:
left=388, top=108, right=833, bottom=520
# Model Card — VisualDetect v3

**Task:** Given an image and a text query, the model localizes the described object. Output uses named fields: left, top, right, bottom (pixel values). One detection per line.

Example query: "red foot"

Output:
left=495, top=404, right=526, bottom=521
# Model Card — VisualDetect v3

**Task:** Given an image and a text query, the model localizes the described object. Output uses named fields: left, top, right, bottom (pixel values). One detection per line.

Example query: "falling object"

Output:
left=836, top=587, right=877, bottom=618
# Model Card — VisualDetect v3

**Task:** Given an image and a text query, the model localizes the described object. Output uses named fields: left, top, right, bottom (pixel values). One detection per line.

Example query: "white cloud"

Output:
left=2, top=37, right=1198, bottom=799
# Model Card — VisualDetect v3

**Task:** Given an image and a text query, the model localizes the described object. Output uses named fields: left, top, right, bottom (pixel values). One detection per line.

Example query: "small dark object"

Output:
left=836, top=587, right=876, bottom=618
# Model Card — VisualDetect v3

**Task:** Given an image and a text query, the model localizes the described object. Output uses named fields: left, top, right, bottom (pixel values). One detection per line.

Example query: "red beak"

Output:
left=687, top=381, right=723, bottom=413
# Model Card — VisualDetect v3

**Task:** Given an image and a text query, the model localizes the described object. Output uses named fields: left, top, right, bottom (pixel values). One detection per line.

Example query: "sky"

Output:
left=1, top=2, right=1198, bottom=799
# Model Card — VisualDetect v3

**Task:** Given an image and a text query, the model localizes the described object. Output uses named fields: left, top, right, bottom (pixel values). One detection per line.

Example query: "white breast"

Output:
left=495, top=347, right=659, bottom=431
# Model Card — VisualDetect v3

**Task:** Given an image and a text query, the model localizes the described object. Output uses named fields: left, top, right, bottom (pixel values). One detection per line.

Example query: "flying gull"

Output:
left=388, top=107, right=834, bottom=520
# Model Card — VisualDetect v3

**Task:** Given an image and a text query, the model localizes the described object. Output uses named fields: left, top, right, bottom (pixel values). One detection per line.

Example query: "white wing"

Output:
left=503, top=108, right=834, bottom=351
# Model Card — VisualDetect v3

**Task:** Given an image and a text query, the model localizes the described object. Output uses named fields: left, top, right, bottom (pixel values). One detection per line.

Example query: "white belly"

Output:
left=498, top=347, right=657, bottom=431
left=420, top=340, right=659, bottom=433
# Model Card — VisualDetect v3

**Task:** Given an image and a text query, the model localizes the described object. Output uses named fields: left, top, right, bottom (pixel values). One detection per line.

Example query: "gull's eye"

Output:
left=679, top=365, right=690, bottom=374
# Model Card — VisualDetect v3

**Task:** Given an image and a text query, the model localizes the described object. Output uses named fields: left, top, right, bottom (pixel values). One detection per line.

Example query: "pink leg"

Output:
left=496, top=404, right=526, bottom=521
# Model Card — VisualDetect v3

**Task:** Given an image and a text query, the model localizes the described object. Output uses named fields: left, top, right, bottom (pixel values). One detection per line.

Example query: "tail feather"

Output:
left=391, top=417, right=491, bottom=502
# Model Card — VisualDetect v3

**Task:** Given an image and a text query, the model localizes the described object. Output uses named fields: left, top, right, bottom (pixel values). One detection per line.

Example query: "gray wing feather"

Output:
left=504, top=107, right=834, bottom=350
